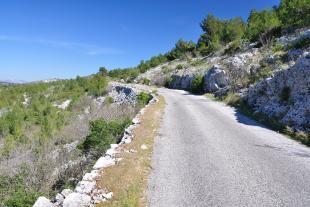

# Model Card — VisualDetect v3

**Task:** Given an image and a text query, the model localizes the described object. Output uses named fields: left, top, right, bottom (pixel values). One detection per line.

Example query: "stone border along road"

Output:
left=33, top=94, right=159, bottom=207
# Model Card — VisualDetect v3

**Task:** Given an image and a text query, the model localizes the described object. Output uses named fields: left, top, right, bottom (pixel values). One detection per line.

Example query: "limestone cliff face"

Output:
left=247, top=56, right=310, bottom=132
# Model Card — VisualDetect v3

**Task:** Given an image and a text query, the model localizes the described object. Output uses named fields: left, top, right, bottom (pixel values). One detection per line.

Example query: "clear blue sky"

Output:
left=0, top=0, right=279, bottom=81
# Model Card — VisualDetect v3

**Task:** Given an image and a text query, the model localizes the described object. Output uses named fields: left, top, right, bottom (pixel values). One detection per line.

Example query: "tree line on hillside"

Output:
left=105, top=0, right=309, bottom=81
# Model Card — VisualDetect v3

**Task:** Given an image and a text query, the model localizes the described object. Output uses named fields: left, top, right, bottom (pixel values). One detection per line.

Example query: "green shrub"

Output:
left=191, top=75, right=204, bottom=94
left=246, top=9, right=281, bottom=42
left=272, top=42, right=285, bottom=52
left=197, top=14, right=246, bottom=55
left=277, top=0, right=310, bottom=28
left=288, top=38, right=310, bottom=50
left=78, top=118, right=131, bottom=156
left=166, top=39, right=196, bottom=60
left=104, top=96, right=114, bottom=105
left=176, top=64, right=183, bottom=70
left=224, top=39, right=242, bottom=55
left=141, top=78, right=151, bottom=85
left=4, top=189, right=42, bottom=207
left=137, top=92, right=152, bottom=105
left=164, top=77, right=172, bottom=88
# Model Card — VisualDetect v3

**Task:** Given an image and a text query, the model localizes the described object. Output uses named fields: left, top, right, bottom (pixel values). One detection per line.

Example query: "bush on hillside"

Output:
left=246, top=9, right=281, bottom=42
left=277, top=0, right=310, bottom=28
left=78, top=118, right=131, bottom=156
left=137, top=92, right=152, bottom=105
left=191, top=75, right=204, bottom=94
left=197, top=14, right=246, bottom=55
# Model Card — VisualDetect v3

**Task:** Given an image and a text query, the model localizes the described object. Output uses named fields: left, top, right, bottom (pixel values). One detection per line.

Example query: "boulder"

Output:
left=170, top=74, right=194, bottom=90
left=108, top=85, right=137, bottom=105
left=93, top=156, right=115, bottom=170
left=32, top=196, right=53, bottom=207
left=203, top=65, right=229, bottom=92
left=75, top=180, right=96, bottom=194
left=61, top=189, right=73, bottom=198
left=54, top=193, right=64, bottom=205
left=62, top=193, right=91, bottom=207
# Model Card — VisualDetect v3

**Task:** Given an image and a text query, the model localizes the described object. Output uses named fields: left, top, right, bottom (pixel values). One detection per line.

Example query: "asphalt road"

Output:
left=148, top=88, right=310, bottom=207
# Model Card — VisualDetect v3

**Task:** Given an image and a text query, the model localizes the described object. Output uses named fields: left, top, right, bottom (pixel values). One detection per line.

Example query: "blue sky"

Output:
left=0, top=0, right=279, bottom=81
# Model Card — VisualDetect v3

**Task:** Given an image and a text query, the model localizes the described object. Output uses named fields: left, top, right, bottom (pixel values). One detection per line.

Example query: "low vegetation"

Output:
left=191, top=75, right=204, bottom=94
left=78, top=118, right=132, bottom=157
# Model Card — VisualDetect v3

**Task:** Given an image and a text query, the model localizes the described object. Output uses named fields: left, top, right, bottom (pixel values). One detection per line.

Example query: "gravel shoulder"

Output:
left=148, top=88, right=310, bottom=207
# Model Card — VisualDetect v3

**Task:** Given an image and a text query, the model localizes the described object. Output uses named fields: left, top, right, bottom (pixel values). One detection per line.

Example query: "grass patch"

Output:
left=96, top=96, right=165, bottom=207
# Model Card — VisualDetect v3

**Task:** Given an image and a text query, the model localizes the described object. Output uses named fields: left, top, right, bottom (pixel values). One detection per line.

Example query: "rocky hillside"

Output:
left=0, top=78, right=152, bottom=206
left=136, top=28, right=310, bottom=137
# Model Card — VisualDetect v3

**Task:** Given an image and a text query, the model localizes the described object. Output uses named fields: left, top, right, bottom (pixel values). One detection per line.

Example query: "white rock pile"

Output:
left=33, top=94, right=158, bottom=207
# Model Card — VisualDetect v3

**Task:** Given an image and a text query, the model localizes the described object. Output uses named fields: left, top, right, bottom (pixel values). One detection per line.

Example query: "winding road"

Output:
left=148, top=88, right=310, bottom=207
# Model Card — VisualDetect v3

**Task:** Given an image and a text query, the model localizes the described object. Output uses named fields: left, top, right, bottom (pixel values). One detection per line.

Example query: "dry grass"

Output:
left=96, top=96, right=165, bottom=207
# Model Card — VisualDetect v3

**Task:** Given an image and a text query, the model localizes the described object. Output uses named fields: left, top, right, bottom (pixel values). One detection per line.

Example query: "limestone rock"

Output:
left=63, top=193, right=91, bottom=207
left=75, top=180, right=96, bottom=194
left=61, top=189, right=73, bottom=198
left=203, top=65, right=229, bottom=92
left=247, top=56, right=310, bottom=132
left=93, top=156, right=115, bottom=170
left=33, top=197, right=53, bottom=207
left=141, top=144, right=148, bottom=150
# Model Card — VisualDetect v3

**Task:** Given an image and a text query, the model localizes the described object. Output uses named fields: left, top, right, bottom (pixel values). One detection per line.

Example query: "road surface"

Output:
left=148, top=88, right=310, bottom=207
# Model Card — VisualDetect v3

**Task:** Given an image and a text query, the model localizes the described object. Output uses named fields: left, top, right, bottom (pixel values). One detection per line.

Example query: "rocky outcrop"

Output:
left=108, top=84, right=137, bottom=104
left=170, top=74, right=194, bottom=90
left=247, top=56, right=310, bottom=132
left=203, top=65, right=229, bottom=92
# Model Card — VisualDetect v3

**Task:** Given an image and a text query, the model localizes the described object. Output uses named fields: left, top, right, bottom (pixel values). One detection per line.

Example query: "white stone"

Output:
left=93, top=156, right=115, bottom=170
left=63, top=193, right=91, bottom=207
left=103, top=192, right=113, bottom=200
left=54, top=99, right=71, bottom=110
left=75, top=180, right=96, bottom=194
left=82, top=171, right=99, bottom=181
left=33, top=196, right=53, bottom=207
left=141, top=144, right=148, bottom=150
left=55, top=193, right=64, bottom=204
left=124, top=138, right=132, bottom=144
left=61, top=189, right=73, bottom=198
left=132, top=117, right=141, bottom=124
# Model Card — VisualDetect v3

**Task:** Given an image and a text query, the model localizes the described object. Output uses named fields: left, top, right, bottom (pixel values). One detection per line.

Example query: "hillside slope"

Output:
left=136, top=28, right=310, bottom=140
